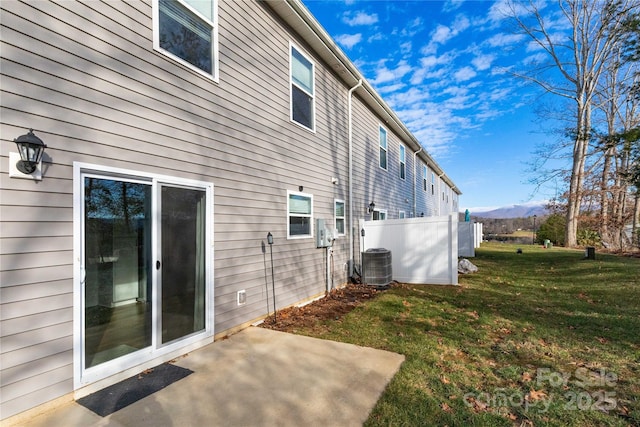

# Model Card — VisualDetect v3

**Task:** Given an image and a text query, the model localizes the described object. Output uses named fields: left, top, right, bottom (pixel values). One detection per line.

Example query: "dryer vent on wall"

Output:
left=362, top=248, right=392, bottom=286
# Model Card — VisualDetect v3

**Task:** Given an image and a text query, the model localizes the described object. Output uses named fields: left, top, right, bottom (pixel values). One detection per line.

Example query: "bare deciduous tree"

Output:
left=507, top=0, right=637, bottom=246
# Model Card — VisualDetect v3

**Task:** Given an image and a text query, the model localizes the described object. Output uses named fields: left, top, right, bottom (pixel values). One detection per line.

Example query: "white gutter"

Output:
left=413, top=147, right=422, bottom=217
left=348, top=79, right=363, bottom=277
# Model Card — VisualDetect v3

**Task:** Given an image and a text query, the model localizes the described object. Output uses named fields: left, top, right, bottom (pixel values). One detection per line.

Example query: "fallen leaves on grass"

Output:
left=525, top=388, right=548, bottom=402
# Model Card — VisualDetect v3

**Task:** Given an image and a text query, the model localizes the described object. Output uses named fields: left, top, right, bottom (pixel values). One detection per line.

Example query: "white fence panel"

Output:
left=474, top=222, right=483, bottom=248
left=458, top=222, right=475, bottom=257
left=360, top=214, right=458, bottom=285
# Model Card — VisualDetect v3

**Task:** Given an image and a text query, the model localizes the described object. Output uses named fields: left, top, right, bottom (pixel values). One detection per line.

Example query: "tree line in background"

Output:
left=508, top=0, right=640, bottom=250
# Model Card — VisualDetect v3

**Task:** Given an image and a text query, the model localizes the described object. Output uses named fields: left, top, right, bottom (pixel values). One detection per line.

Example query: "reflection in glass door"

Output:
left=83, top=177, right=152, bottom=368
left=160, top=186, right=206, bottom=344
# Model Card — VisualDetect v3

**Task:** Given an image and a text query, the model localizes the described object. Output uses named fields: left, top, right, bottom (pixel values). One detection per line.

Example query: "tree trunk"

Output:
left=634, top=192, right=640, bottom=247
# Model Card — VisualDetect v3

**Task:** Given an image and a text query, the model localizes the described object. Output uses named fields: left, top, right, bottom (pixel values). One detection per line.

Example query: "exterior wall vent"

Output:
left=237, top=290, right=247, bottom=305
left=362, top=248, right=392, bottom=286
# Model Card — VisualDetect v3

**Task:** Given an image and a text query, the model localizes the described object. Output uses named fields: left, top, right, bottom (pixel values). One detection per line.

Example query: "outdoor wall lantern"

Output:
left=368, top=201, right=376, bottom=213
left=14, top=129, right=47, bottom=174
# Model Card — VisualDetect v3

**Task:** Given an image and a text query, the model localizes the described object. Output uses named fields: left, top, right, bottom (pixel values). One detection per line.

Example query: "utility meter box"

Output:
left=316, top=218, right=334, bottom=248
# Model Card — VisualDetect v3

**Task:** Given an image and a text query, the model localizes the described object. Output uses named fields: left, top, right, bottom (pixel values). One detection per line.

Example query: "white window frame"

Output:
left=422, top=165, right=428, bottom=191
left=399, top=144, right=406, bottom=180
left=287, top=190, right=313, bottom=239
left=372, top=209, right=387, bottom=221
left=289, top=43, right=316, bottom=132
left=152, top=0, right=219, bottom=81
left=431, top=172, right=435, bottom=195
left=334, top=199, right=346, bottom=237
left=379, top=126, right=388, bottom=170
left=399, top=210, right=406, bottom=219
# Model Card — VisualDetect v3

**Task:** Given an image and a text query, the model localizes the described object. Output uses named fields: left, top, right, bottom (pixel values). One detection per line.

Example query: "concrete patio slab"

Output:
left=10, top=327, right=404, bottom=427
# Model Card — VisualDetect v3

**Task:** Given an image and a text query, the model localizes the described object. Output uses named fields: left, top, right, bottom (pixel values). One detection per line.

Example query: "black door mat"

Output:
left=77, top=363, right=193, bottom=417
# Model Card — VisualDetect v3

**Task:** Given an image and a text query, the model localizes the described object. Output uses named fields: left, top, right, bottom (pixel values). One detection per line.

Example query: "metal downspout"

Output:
left=413, top=147, right=423, bottom=217
left=348, top=79, right=363, bottom=277
left=438, top=172, right=445, bottom=215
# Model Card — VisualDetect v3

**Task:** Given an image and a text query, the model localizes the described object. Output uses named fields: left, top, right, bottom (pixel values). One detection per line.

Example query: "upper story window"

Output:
left=399, top=144, right=406, bottom=180
left=422, top=165, right=427, bottom=191
left=334, top=199, right=345, bottom=236
left=379, top=126, right=388, bottom=170
left=290, top=44, right=315, bottom=131
left=287, top=190, right=313, bottom=238
left=154, top=0, right=218, bottom=80
left=431, top=172, right=435, bottom=195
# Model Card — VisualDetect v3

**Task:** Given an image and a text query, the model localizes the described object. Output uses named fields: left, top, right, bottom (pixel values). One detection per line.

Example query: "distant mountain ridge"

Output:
left=466, top=204, right=548, bottom=219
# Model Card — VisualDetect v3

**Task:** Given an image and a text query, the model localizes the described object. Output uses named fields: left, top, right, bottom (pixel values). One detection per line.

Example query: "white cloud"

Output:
left=443, top=0, right=465, bottom=13
left=488, top=87, right=511, bottom=101
left=453, top=66, right=477, bottom=82
left=431, top=24, right=453, bottom=44
left=486, top=32, right=525, bottom=48
left=425, top=14, right=470, bottom=53
left=368, top=32, right=384, bottom=43
left=342, top=11, right=378, bottom=26
left=471, top=53, right=495, bottom=71
left=452, top=15, right=470, bottom=33
left=523, top=52, right=547, bottom=65
left=401, top=17, right=424, bottom=37
left=372, top=60, right=413, bottom=85
left=400, top=41, right=412, bottom=55
left=377, top=82, right=406, bottom=94
left=335, top=33, right=362, bottom=49
left=488, top=0, right=547, bottom=23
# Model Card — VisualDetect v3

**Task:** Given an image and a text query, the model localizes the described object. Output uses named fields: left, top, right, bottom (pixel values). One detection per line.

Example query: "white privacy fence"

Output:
left=458, top=221, right=483, bottom=257
left=359, top=214, right=458, bottom=285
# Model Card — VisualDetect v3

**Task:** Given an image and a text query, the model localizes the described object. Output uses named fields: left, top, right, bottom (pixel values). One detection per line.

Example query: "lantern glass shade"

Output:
left=14, top=129, right=46, bottom=174
left=267, top=232, right=273, bottom=245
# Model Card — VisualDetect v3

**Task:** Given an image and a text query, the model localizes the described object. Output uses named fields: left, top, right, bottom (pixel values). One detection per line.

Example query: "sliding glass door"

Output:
left=78, top=167, right=212, bottom=384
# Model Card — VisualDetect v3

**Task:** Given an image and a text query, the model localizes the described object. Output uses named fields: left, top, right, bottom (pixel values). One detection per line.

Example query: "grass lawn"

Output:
left=296, top=243, right=640, bottom=426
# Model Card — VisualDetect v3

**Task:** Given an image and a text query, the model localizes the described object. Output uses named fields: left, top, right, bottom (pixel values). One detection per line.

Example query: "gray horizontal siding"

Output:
left=1, top=0, right=352, bottom=418
left=0, top=0, right=451, bottom=420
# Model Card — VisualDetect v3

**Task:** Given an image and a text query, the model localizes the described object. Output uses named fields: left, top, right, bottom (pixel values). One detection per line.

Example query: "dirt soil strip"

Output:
left=258, top=283, right=389, bottom=333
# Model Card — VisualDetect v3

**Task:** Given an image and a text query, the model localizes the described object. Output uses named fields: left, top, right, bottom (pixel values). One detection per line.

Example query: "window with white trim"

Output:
left=431, top=172, right=435, bottom=195
left=399, top=210, right=406, bottom=219
left=372, top=209, right=387, bottom=221
left=154, top=0, right=218, bottom=80
left=290, top=44, right=315, bottom=130
left=287, top=190, right=313, bottom=238
left=379, top=126, right=387, bottom=170
left=334, top=199, right=345, bottom=236
left=422, top=165, right=427, bottom=191
left=399, top=144, right=406, bottom=180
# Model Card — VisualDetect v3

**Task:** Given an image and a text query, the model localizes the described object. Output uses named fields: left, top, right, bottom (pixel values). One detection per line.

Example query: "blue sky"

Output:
left=302, top=0, right=559, bottom=212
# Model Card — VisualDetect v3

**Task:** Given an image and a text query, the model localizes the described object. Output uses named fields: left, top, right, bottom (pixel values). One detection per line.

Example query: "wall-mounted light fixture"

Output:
left=10, top=129, right=47, bottom=181
left=367, top=201, right=375, bottom=213
left=14, top=129, right=47, bottom=174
